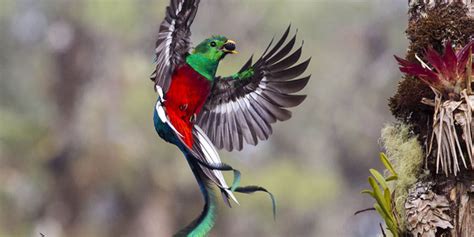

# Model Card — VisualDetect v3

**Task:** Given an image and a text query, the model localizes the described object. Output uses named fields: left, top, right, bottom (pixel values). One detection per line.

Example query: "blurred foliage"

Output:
left=0, top=0, right=408, bottom=236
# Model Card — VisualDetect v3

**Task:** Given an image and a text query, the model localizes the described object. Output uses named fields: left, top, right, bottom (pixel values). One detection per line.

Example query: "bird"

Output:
left=151, top=0, right=311, bottom=236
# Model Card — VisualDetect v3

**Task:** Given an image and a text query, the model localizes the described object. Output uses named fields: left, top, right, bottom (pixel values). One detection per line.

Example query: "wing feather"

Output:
left=197, top=26, right=310, bottom=151
left=268, top=58, right=311, bottom=81
left=266, top=33, right=297, bottom=65
left=150, top=0, right=200, bottom=92
left=268, top=45, right=302, bottom=71
left=265, top=75, right=310, bottom=94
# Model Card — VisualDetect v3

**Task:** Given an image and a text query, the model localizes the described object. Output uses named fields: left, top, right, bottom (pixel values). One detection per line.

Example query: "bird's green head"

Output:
left=186, top=35, right=238, bottom=80
left=193, top=35, right=238, bottom=60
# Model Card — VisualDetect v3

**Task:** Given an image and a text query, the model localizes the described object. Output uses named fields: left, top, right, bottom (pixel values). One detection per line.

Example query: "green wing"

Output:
left=197, top=26, right=311, bottom=151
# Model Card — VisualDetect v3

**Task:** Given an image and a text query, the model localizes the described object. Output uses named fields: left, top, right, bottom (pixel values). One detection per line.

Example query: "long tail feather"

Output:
left=186, top=153, right=277, bottom=219
left=174, top=157, right=217, bottom=237
left=234, top=186, right=277, bottom=220
left=175, top=153, right=277, bottom=237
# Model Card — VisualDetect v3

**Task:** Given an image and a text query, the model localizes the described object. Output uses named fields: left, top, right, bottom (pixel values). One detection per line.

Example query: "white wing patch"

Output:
left=156, top=85, right=165, bottom=100
left=155, top=85, right=183, bottom=138
left=195, top=125, right=239, bottom=205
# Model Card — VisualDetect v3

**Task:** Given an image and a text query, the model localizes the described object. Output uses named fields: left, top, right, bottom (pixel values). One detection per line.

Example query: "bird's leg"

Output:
left=190, top=113, right=196, bottom=123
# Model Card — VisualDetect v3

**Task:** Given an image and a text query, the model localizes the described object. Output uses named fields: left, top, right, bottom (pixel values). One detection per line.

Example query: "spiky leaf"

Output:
left=370, top=169, right=388, bottom=190
left=380, top=153, right=397, bottom=178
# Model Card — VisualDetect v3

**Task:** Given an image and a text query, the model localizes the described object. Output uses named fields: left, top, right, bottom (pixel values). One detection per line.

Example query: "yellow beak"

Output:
left=223, top=40, right=238, bottom=54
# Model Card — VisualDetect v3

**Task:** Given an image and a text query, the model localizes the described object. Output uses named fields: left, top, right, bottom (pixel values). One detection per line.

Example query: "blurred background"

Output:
left=0, top=0, right=409, bottom=236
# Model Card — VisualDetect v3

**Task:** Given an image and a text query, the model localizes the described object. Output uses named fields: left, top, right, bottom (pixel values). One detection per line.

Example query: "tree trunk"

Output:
left=399, top=1, right=474, bottom=236
left=449, top=181, right=474, bottom=236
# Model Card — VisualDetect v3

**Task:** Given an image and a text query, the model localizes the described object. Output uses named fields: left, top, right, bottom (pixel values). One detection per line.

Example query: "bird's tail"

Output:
left=186, top=125, right=277, bottom=208
left=173, top=157, right=217, bottom=237
left=174, top=126, right=277, bottom=236
left=174, top=154, right=277, bottom=237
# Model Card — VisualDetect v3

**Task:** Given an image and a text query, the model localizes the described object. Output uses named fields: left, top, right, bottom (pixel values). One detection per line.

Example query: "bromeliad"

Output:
left=395, top=41, right=474, bottom=176
left=395, top=41, right=474, bottom=100
left=151, top=0, right=311, bottom=236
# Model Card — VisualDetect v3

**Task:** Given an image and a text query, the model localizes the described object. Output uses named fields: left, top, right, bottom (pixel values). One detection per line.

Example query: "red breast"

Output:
left=164, top=64, right=212, bottom=148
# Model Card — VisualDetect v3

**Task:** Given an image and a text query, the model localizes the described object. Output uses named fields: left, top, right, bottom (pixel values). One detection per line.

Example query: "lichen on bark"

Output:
left=381, top=123, right=425, bottom=229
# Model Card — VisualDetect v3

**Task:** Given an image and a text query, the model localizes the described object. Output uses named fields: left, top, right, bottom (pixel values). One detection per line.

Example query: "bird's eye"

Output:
left=210, top=41, right=217, bottom=47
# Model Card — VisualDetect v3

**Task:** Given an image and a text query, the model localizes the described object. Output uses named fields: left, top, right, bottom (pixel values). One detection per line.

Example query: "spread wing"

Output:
left=196, top=26, right=311, bottom=151
left=150, top=0, right=200, bottom=92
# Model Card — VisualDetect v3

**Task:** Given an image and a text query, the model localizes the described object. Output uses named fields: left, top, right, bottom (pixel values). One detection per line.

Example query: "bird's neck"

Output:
left=186, top=54, right=219, bottom=81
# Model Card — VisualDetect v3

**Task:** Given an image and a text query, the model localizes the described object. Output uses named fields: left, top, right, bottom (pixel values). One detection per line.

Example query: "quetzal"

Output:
left=151, top=0, right=311, bottom=236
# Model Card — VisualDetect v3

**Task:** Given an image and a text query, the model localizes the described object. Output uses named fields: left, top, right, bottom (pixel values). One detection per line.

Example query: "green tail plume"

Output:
left=175, top=153, right=277, bottom=237
left=174, top=160, right=216, bottom=237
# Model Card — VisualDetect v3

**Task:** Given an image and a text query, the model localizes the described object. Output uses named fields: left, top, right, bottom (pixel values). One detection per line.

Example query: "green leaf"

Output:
left=374, top=203, right=389, bottom=222
left=386, top=221, right=399, bottom=237
left=386, top=175, right=398, bottom=182
left=361, top=189, right=375, bottom=198
left=383, top=188, right=393, bottom=216
left=361, top=153, right=400, bottom=237
left=368, top=177, right=391, bottom=218
left=387, top=220, right=399, bottom=237
left=375, top=204, right=398, bottom=237
left=370, top=169, right=388, bottom=190
left=383, top=188, right=399, bottom=236
left=380, top=153, right=397, bottom=177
